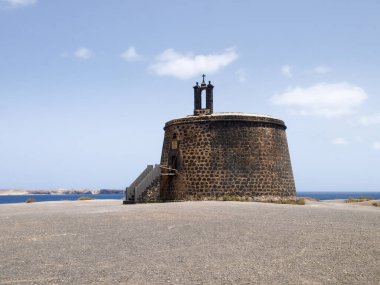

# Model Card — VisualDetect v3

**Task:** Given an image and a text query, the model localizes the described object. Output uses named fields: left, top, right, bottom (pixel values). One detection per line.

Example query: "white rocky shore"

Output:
left=0, top=189, right=123, bottom=195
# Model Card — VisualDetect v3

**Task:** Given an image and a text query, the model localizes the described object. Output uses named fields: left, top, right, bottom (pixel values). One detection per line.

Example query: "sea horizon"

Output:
left=1, top=191, right=380, bottom=205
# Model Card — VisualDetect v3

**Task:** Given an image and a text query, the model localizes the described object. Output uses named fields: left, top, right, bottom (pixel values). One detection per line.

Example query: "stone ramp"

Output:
left=124, top=164, right=161, bottom=203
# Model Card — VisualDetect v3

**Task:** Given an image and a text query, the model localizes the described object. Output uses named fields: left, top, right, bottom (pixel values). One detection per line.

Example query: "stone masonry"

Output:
left=158, top=76, right=296, bottom=201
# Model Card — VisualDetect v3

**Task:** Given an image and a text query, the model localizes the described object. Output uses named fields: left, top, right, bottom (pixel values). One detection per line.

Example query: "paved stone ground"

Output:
left=0, top=200, right=379, bottom=285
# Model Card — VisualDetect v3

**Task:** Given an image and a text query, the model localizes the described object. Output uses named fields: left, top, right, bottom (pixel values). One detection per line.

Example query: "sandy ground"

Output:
left=0, top=200, right=379, bottom=285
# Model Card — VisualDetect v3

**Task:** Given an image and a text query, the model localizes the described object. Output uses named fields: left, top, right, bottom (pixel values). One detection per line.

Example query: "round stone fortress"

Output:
left=159, top=77, right=296, bottom=201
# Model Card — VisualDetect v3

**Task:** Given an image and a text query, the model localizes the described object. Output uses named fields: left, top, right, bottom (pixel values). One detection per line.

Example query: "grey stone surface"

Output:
left=0, top=200, right=379, bottom=284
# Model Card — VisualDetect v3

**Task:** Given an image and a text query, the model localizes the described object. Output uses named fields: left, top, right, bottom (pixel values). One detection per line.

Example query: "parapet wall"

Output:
left=160, top=113, right=296, bottom=201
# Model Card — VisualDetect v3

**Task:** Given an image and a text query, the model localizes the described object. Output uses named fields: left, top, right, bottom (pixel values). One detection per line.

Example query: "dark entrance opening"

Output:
left=170, top=155, right=178, bottom=170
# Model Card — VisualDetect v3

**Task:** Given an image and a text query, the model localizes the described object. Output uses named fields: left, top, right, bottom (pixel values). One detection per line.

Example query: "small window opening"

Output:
left=171, top=133, right=178, bottom=150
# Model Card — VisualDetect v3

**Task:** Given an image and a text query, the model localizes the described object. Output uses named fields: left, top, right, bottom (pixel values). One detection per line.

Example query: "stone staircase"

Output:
left=123, top=164, right=161, bottom=204
left=139, top=175, right=161, bottom=202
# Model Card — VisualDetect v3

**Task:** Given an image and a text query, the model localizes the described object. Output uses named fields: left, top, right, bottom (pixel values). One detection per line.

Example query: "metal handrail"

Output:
left=159, top=165, right=179, bottom=174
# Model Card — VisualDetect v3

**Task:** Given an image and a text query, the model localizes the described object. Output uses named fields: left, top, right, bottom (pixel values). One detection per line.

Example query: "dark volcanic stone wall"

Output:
left=160, top=114, right=296, bottom=201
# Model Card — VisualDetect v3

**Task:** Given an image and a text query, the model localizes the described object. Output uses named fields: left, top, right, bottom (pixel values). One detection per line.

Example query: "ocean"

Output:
left=0, top=192, right=380, bottom=204
left=297, top=192, right=380, bottom=200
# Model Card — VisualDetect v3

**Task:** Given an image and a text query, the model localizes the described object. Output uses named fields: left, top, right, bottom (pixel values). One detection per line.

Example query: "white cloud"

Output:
left=148, top=48, right=238, bottom=79
left=1, top=0, right=36, bottom=8
left=332, top=138, right=348, bottom=145
left=121, top=46, right=143, bottom=62
left=359, top=113, right=380, bottom=126
left=74, top=47, right=93, bottom=60
left=373, top=142, right=380, bottom=151
left=270, top=82, right=368, bottom=118
left=236, top=69, right=248, bottom=82
left=314, top=65, right=332, bottom=74
left=281, top=65, right=293, bottom=78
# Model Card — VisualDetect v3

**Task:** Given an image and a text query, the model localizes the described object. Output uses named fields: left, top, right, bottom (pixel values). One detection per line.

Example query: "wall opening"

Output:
left=201, top=90, right=206, bottom=109
left=170, top=155, right=178, bottom=170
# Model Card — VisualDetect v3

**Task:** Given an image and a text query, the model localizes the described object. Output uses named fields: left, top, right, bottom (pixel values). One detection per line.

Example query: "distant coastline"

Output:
left=1, top=190, right=379, bottom=202
left=0, top=189, right=124, bottom=195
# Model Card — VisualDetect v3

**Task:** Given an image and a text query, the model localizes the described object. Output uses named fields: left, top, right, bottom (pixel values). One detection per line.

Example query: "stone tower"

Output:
left=159, top=76, right=296, bottom=201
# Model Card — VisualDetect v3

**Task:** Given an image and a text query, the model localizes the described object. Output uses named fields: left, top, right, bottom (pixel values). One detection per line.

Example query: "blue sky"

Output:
left=0, top=0, right=379, bottom=191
